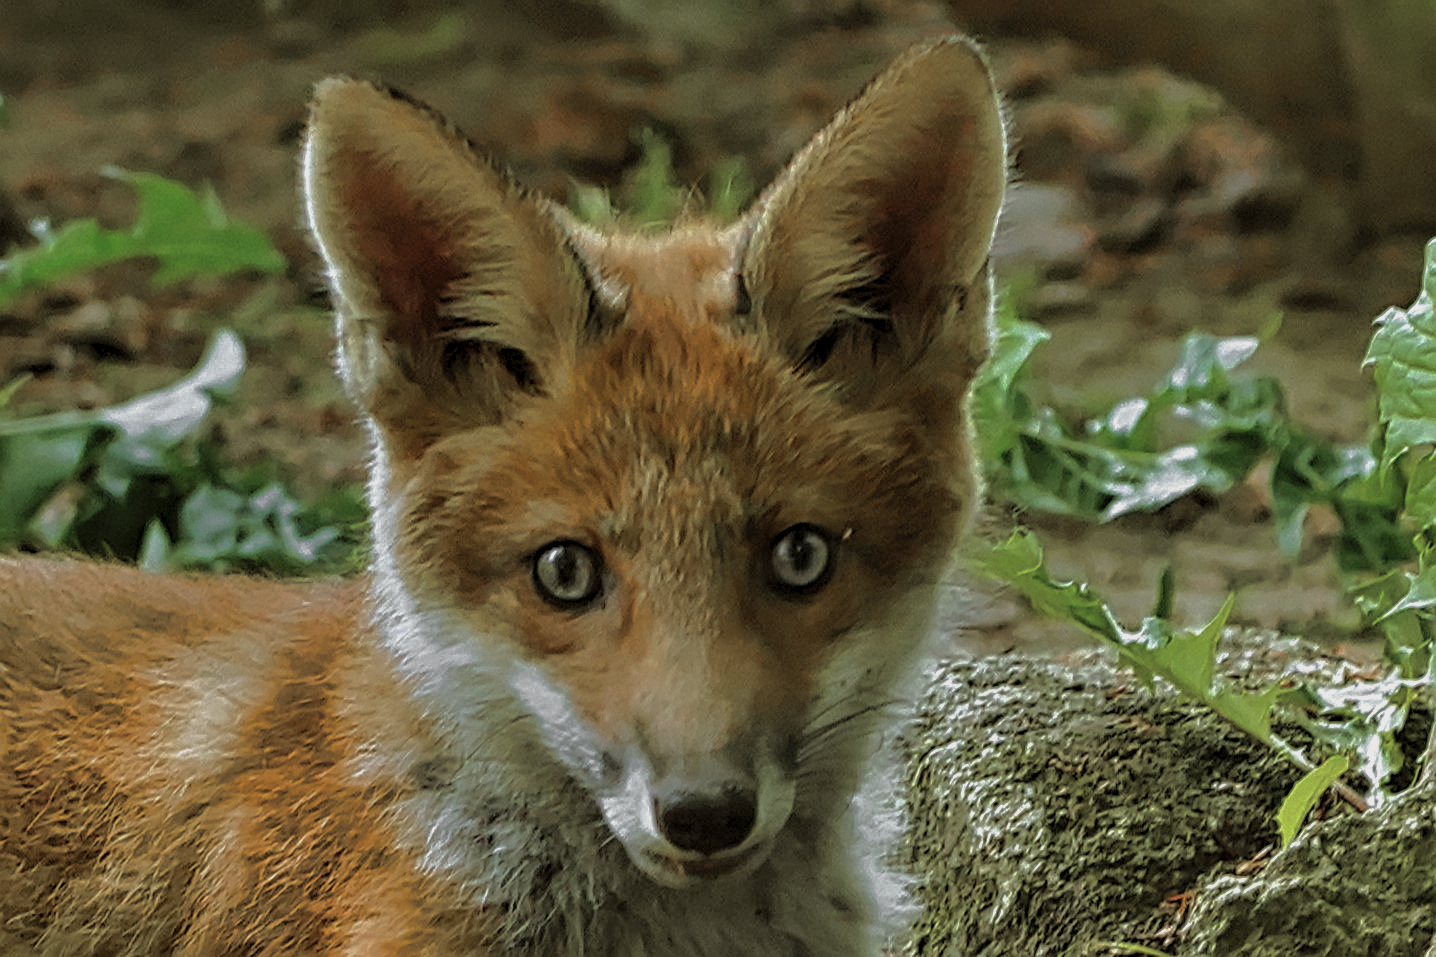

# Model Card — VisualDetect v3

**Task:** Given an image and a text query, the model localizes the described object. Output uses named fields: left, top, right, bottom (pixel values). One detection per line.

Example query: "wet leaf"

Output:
left=1365, top=239, right=1436, bottom=469
left=972, top=307, right=1291, bottom=525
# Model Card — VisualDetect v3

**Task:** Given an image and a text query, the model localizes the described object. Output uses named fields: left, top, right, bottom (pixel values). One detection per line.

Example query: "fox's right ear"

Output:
left=302, top=79, right=591, bottom=455
left=738, top=36, right=1006, bottom=414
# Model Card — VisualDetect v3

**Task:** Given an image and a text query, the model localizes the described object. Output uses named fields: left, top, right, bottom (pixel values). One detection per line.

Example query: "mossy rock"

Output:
left=897, top=635, right=1434, bottom=955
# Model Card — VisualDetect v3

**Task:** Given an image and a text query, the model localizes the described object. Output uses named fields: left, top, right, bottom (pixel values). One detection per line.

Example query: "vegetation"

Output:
left=0, top=172, right=363, bottom=574
left=0, top=168, right=284, bottom=307
left=970, top=240, right=1436, bottom=831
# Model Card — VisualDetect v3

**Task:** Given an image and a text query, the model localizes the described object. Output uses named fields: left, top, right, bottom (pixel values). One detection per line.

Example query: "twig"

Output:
left=1268, top=731, right=1370, bottom=814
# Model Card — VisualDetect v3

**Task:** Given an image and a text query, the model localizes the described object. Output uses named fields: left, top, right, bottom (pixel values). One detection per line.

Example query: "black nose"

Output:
left=655, top=788, right=758, bottom=856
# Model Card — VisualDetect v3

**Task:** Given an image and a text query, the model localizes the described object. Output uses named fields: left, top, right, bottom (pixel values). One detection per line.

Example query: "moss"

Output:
left=897, top=636, right=1436, bottom=956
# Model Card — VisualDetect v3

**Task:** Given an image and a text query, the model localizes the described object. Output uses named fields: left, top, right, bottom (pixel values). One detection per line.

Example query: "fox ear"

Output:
left=302, top=79, right=591, bottom=454
left=739, top=36, right=1006, bottom=404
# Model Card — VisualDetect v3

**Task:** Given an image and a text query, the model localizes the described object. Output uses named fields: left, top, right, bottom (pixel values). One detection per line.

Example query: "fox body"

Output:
left=0, top=36, right=1005, bottom=956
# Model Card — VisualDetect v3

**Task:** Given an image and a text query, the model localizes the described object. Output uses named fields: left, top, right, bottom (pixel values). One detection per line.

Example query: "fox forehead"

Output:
left=572, top=226, right=744, bottom=327
left=399, top=297, right=956, bottom=596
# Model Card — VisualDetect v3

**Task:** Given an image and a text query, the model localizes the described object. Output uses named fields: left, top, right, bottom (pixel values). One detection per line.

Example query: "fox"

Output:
left=0, top=34, right=1005, bottom=956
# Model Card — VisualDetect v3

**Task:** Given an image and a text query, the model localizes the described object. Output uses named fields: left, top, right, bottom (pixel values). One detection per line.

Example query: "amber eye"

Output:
left=769, top=524, right=834, bottom=593
left=532, top=541, right=603, bottom=608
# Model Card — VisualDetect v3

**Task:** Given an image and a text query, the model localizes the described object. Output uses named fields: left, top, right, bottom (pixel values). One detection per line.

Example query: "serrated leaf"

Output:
left=0, top=169, right=285, bottom=304
left=1212, top=684, right=1282, bottom=743
left=1365, top=239, right=1436, bottom=469
left=974, top=533, right=1283, bottom=747
left=977, top=321, right=1284, bottom=524
left=1277, top=754, right=1349, bottom=847
left=969, top=530, right=1123, bottom=645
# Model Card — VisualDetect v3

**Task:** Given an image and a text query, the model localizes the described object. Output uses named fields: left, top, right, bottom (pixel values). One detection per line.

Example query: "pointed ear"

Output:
left=302, top=79, right=592, bottom=455
left=739, top=35, right=1006, bottom=404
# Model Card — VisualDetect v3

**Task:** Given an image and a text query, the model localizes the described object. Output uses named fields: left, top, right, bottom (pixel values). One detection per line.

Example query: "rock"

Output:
left=1179, top=775, right=1436, bottom=957
left=898, top=643, right=1301, bottom=956
left=894, top=633, right=1431, bottom=955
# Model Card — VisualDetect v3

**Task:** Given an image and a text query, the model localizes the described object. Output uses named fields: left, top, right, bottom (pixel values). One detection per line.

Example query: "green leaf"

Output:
left=0, top=169, right=285, bottom=305
left=970, top=529, right=1123, bottom=645
left=975, top=317, right=1286, bottom=524
left=973, top=532, right=1286, bottom=749
left=0, top=373, right=32, bottom=410
left=626, top=129, right=686, bottom=231
left=1365, top=238, right=1436, bottom=470
left=568, top=180, right=617, bottom=228
left=707, top=157, right=753, bottom=222
left=166, top=481, right=347, bottom=574
left=0, top=330, right=243, bottom=551
left=1277, top=754, right=1349, bottom=847
left=1403, top=451, right=1436, bottom=531
left=138, top=518, right=173, bottom=573
left=971, top=301, right=1049, bottom=464
left=1212, top=683, right=1283, bottom=744
left=0, top=413, right=112, bottom=545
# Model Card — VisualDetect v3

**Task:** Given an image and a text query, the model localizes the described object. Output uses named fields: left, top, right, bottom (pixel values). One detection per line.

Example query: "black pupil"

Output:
left=775, top=526, right=829, bottom=588
left=538, top=543, right=594, bottom=602
left=786, top=534, right=818, bottom=575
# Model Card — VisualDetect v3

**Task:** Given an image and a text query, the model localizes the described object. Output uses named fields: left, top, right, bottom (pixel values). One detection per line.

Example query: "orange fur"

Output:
left=1, top=35, right=1005, bottom=955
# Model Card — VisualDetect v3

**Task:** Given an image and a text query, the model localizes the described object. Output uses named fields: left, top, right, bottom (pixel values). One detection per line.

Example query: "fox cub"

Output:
left=0, top=35, right=1005, bottom=956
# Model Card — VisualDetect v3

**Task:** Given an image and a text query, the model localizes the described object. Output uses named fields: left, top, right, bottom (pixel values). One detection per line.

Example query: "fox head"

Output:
left=303, top=36, right=1004, bottom=889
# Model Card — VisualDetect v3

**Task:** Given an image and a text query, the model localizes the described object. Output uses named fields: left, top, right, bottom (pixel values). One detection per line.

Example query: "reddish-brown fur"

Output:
left=1, top=35, right=1006, bottom=956
left=0, top=563, right=514, bottom=953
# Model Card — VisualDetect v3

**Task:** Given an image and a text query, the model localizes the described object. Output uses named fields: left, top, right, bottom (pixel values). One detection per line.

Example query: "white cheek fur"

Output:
left=364, top=424, right=952, bottom=955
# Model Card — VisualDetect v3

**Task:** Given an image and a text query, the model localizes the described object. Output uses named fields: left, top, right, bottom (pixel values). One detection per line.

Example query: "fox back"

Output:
left=0, top=36, right=1005, bottom=956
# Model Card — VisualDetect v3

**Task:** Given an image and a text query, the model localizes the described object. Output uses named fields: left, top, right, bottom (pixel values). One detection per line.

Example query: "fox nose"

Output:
left=655, top=786, right=758, bottom=856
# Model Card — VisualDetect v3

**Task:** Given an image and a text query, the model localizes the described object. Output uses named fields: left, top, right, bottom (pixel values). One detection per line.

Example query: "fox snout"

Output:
left=598, top=739, right=799, bottom=887
left=652, top=778, right=758, bottom=857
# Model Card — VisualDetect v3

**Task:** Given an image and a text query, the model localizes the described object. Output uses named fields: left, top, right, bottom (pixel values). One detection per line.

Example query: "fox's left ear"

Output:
left=739, top=35, right=1007, bottom=405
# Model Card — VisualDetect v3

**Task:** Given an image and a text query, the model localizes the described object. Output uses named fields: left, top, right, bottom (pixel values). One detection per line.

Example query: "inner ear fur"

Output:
left=740, top=35, right=1007, bottom=400
left=302, top=79, right=592, bottom=446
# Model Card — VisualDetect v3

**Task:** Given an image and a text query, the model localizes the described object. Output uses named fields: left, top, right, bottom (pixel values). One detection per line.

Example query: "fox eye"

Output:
left=769, top=524, right=834, bottom=593
left=532, top=541, right=603, bottom=608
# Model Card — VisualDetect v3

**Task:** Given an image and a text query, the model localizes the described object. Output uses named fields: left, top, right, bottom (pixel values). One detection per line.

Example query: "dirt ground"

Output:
left=1, top=0, right=1429, bottom=658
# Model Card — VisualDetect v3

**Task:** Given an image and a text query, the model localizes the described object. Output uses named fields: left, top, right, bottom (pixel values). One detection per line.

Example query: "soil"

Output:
left=0, top=0, right=1429, bottom=657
